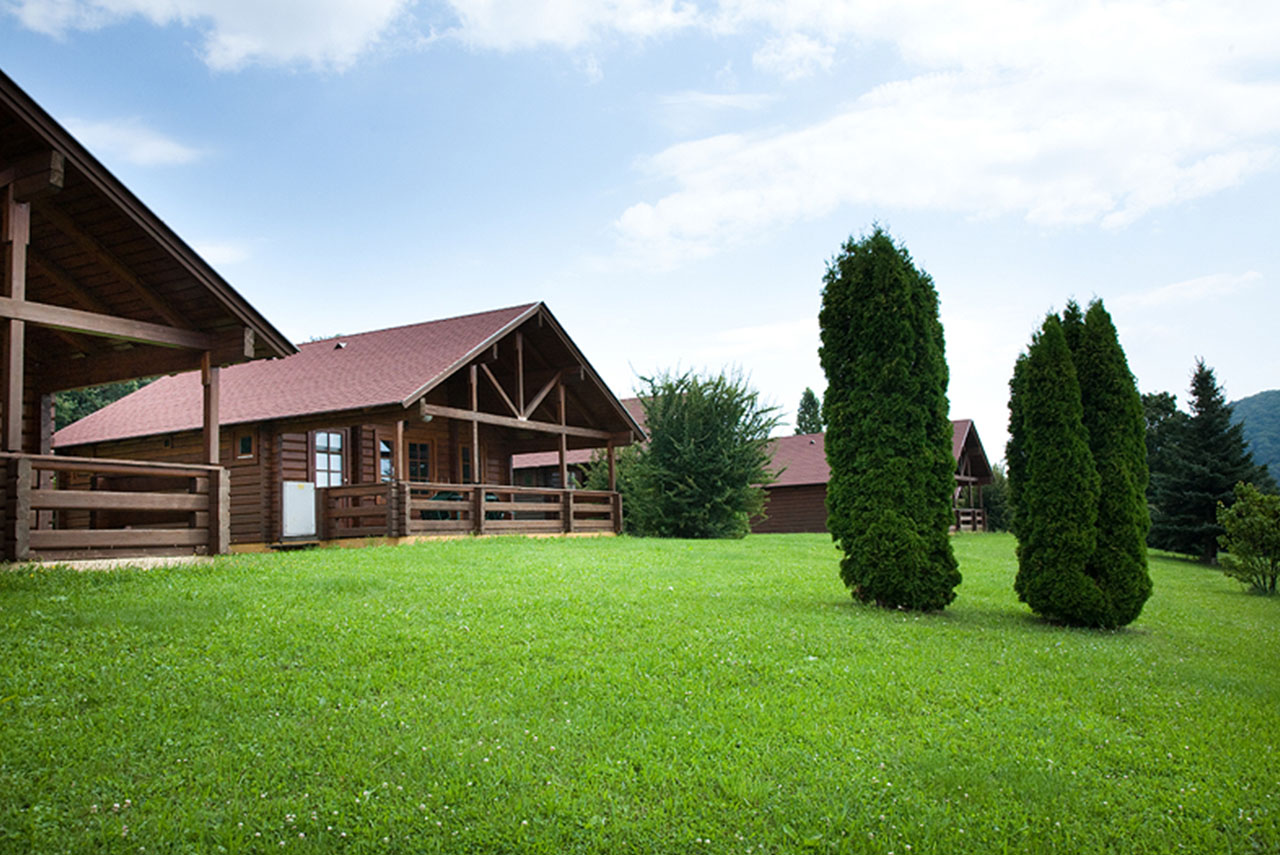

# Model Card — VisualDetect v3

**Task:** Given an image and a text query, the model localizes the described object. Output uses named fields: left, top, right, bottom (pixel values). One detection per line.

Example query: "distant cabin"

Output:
left=752, top=420, right=994, bottom=533
left=511, top=401, right=994, bottom=533
left=55, top=303, right=644, bottom=549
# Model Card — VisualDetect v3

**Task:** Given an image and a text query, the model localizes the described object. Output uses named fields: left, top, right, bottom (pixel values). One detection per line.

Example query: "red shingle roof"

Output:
left=55, top=304, right=539, bottom=447
left=766, top=420, right=990, bottom=488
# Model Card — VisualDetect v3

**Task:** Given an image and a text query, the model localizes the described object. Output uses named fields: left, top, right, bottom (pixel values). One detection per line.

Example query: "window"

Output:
left=314, top=430, right=344, bottom=487
left=460, top=445, right=473, bottom=484
left=379, top=439, right=394, bottom=482
left=236, top=432, right=255, bottom=460
left=408, top=442, right=431, bottom=481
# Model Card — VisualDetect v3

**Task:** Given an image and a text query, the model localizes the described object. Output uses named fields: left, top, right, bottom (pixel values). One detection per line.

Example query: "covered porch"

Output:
left=1, top=70, right=294, bottom=563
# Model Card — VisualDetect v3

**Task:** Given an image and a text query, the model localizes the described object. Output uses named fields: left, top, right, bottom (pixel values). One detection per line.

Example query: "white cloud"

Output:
left=613, top=1, right=1280, bottom=263
left=751, top=33, right=833, bottom=80
left=7, top=0, right=412, bottom=70
left=440, top=0, right=700, bottom=50
left=1113, top=271, right=1263, bottom=311
left=63, top=117, right=205, bottom=166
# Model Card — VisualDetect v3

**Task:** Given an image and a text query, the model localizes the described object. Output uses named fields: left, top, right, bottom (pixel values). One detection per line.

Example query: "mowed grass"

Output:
left=1, top=534, right=1276, bottom=854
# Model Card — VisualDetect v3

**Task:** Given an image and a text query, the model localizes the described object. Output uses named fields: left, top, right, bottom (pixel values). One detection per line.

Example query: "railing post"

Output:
left=392, top=481, right=410, bottom=538
left=612, top=491, right=623, bottom=535
left=4, top=455, right=31, bottom=561
left=563, top=490, right=574, bottom=534
left=208, top=466, right=230, bottom=554
left=473, top=487, right=485, bottom=535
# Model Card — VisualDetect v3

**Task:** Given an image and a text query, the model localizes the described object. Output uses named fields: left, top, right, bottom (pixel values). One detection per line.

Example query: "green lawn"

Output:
left=1, top=533, right=1276, bottom=854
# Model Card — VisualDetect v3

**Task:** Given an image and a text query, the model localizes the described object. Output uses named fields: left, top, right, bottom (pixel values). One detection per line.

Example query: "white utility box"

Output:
left=282, top=481, right=317, bottom=538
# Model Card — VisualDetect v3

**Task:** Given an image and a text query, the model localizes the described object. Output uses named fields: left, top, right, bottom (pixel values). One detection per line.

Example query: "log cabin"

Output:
left=55, top=302, right=645, bottom=549
left=1, top=69, right=295, bottom=563
left=750, top=420, right=994, bottom=533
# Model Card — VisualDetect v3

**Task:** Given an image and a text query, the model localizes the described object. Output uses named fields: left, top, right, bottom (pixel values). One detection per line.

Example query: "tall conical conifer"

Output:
left=1011, top=314, right=1104, bottom=623
left=1010, top=301, right=1153, bottom=627
left=819, top=227, right=959, bottom=611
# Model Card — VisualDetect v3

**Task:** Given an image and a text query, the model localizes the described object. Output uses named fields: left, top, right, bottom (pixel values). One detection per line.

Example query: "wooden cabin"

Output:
left=55, top=303, right=645, bottom=548
left=750, top=420, right=995, bottom=534
left=1, top=69, right=295, bottom=563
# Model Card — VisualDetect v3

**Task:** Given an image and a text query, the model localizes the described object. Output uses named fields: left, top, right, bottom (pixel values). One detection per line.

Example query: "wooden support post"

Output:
left=563, top=490, right=574, bottom=534
left=557, top=383, right=568, bottom=490
left=201, top=353, right=219, bottom=465
left=473, top=485, right=485, bottom=536
left=612, top=492, right=623, bottom=535
left=516, top=331, right=525, bottom=416
left=4, top=455, right=31, bottom=561
left=607, top=440, right=617, bottom=492
left=36, top=393, right=54, bottom=532
left=209, top=466, right=230, bottom=554
left=395, top=419, right=406, bottom=481
left=2, top=186, right=29, bottom=453
left=469, top=365, right=480, bottom=484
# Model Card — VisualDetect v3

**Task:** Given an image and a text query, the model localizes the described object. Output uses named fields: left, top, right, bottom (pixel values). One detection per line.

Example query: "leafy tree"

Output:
left=1149, top=361, right=1271, bottom=561
left=54, top=379, right=153, bottom=430
left=1217, top=482, right=1280, bottom=594
left=1069, top=300, right=1152, bottom=626
left=624, top=369, right=780, bottom=539
left=819, top=227, right=959, bottom=611
left=1010, top=314, right=1104, bottom=625
left=795, top=387, right=824, bottom=434
left=981, top=463, right=1011, bottom=532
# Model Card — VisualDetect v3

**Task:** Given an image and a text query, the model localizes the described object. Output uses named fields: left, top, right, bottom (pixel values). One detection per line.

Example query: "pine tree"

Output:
left=819, top=227, right=959, bottom=611
left=1010, top=314, right=1105, bottom=623
left=1149, top=360, right=1268, bottom=561
left=1072, top=300, right=1152, bottom=625
left=795, top=387, right=823, bottom=434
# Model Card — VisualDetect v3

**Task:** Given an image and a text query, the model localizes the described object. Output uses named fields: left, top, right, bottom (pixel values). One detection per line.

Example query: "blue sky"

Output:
left=5, top=0, right=1278, bottom=458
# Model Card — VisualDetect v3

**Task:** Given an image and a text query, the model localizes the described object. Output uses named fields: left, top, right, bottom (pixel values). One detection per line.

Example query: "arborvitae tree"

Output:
left=1149, top=360, right=1270, bottom=561
left=1071, top=300, right=1152, bottom=625
left=795, top=387, right=824, bottom=434
left=1010, top=314, right=1105, bottom=624
left=819, top=227, right=959, bottom=611
left=625, top=369, right=780, bottom=539
left=1006, top=353, right=1029, bottom=539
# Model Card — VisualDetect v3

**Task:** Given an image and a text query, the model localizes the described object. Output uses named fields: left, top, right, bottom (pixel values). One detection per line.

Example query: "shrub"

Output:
left=1218, top=482, right=1280, bottom=594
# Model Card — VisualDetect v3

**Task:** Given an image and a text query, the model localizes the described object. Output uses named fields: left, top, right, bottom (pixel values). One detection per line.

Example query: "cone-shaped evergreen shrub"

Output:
left=819, top=227, right=959, bottom=611
left=1011, top=314, right=1104, bottom=623
left=1072, top=301, right=1152, bottom=625
left=1010, top=303, right=1153, bottom=628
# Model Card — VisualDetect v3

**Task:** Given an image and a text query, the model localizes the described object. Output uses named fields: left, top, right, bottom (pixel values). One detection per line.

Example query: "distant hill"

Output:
left=1232, top=389, right=1280, bottom=479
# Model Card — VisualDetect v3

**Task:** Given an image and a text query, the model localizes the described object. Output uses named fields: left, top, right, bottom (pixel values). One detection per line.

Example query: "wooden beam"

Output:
left=608, top=439, right=617, bottom=492
left=0, top=151, right=65, bottom=202
left=479, top=362, right=519, bottom=417
left=416, top=402, right=617, bottom=441
left=202, top=352, right=219, bottom=465
left=2, top=186, right=28, bottom=452
left=33, top=201, right=189, bottom=329
left=0, top=295, right=215, bottom=350
left=522, top=369, right=561, bottom=419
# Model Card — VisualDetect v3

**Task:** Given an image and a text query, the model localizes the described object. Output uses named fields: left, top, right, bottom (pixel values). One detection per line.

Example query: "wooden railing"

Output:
left=319, top=481, right=621, bottom=540
left=1, top=452, right=228, bottom=563
left=953, top=506, right=986, bottom=532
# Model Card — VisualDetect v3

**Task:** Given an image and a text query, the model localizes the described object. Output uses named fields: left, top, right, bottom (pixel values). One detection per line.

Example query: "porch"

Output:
left=318, top=481, right=622, bottom=540
left=2, top=452, right=229, bottom=563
